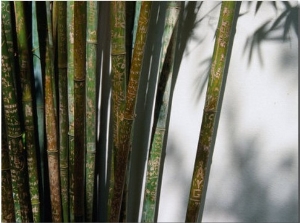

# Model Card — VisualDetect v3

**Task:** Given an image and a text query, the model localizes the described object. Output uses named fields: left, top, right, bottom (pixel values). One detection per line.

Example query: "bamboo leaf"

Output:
left=185, top=2, right=239, bottom=222
left=85, top=2, right=98, bottom=221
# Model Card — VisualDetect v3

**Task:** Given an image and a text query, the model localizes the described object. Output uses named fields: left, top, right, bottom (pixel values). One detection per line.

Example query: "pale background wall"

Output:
left=96, top=1, right=298, bottom=222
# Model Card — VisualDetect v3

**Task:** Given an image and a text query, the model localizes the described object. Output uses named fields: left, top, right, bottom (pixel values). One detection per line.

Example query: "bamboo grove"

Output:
left=1, top=1, right=239, bottom=222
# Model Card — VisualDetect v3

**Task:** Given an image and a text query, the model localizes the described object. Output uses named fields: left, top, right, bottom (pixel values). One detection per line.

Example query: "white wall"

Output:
left=155, top=1, right=298, bottom=222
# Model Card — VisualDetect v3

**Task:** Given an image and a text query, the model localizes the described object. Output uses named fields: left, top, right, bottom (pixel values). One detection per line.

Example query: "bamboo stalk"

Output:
left=57, top=2, right=69, bottom=222
left=67, top=1, right=75, bottom=222
left=141, top=2, right=181, bottom=222
left=2, top=107, right=16, bottom=222
left=14, top=2, right=41, bottom=222
left=2, top=22, right=33, bottom=222
left=132, top=1, right=141, bottom=54
left=74, top=2, right=87, bottom=221
left=185, top=2, right=239, bottom=222
left=108, top=1, right=127, bottom=221
left=109, top=2, right=152, bottom=222
left=85, top=2, right=98, bottom=221
left=45, top=2, right=62, bottom=221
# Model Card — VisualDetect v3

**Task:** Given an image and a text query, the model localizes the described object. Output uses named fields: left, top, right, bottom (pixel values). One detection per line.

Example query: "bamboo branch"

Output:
left=185, top=2, right=239, bottom=222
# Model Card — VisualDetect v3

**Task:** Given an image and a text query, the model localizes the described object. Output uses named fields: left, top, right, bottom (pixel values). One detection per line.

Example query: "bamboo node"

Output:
left=7, top=133, right=23, bottom=138
left=74, top=77, right=85, bottom=82
left=203, top=108, right=218, bottom=113
left=86, top=39, right=98, bottom=45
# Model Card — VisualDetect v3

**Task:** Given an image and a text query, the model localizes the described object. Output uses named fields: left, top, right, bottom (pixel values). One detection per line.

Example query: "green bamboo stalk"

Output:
left=2, top=22, right=33, bottom=222
left=142, top=2, right=181, bottom=222
left=108, top=1, right=127, bottom=221
left=67, top=1, right=75, bottom=222
left=45, top=2, right=62, bottom=221
left=2, top=107, right=16, bottom=222
left=57, top=2, right=69, bottom=222
left=132, top=1, right=141, bottom=54
left=109, top=2, right=152, bottom=222
left=185, top=2, right=238, bottom=222
left=14, top=2, right=41, bottom=222
left=85, top=2, right=98, bottom=221
left=74, top=2, right=87, bottom=221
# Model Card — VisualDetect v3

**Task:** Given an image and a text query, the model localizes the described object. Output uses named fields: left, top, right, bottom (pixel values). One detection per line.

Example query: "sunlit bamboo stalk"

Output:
left=109, top=2, right=152, bottom=222
left=185, top=2, right=239, bottom=222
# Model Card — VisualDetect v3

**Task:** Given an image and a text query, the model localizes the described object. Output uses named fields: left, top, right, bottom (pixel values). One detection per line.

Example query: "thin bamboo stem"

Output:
left=66, top=1, right=75, bottom=221
left=74, top=2, right=87, bottom=221
left=142, top=3, right=181, bottom=222
left=85, top=2, right=98, bottom=222
left=2, top=22, right=33, bottom=222
left=45, top=2, right=62, bottom=221
left=185, top=2, right=239, bottom=222
left=14, top=2, right=41, bottom=222
left=109, top=2, right=152, bottom=222
left=57, top=2, right=69, bottom=222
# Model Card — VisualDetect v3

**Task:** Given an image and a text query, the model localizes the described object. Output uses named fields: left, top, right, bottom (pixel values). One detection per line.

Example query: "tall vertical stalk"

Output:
left=67, top=1, right=75, bottom=222
left=108, top=1, right=127, bottom=221
left=2, top=107, right=16, bottom=222
left=57, top=2, right=69, bottom=222
left=109, top=2, right=152, bottom=222
left=2, top=23, right=33, bottom=222
left=45, top=2, right=62, bottom=221
left=74, top=2, right=87, bottom=221
left=185, top=2, right=239, bottom=222
left=85, top=2, right=98, bottom=221
left=14, top=2, right=41, bottom=222
left=142, top=3, right=181, bottom=222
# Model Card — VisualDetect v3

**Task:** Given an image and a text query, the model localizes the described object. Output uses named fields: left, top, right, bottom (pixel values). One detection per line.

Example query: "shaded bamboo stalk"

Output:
left=132, top=1, right=141, bottom=55
left=74, top=2, right=87, bottom=221
left=56, top=2, right=69, bottom=222
left=185, top=2, right=238, bottom=222
left=85, top=2, right=98, bottom=221
left=66, top=1, right=75, bottom=222
left=2, top=23, right=33, bottom=222
left=142, top=2, right=181, bottom=222
left=2, top=107, right=16, bottom=222
left=108, top=1, right=127, bottom=221
left=45, top=2, right=62, bottom=221
left=109, top=2, right=152, bottom=222
left=31, top=2, right=46, bottom=220
left=14, top=2, right=41, bottom=222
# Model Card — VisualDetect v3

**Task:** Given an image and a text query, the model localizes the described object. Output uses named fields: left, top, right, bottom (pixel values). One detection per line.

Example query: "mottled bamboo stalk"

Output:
left=56, top=2, right=69, bottom=222
left=109, top=2, right=152, bottom=222
left=132, top=1, right=141, bottom=54
left=45, top=2, right=62, bottom=221
left=2, top=23, right=33, bottom=222
left=108, top=1, right=127, bottom=221
left=2, top=108, right=16, bottom=222
left=74, top=2, right=87, bottom=221
left=85, top=2, right=98, bottom=221
left=142, top=2, right=181, bottom=222
left=66, top=2, right=75, bottom=221
left=185, top=2, right=238, bottom=222
left=14, top=2, right=41, bottom=222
